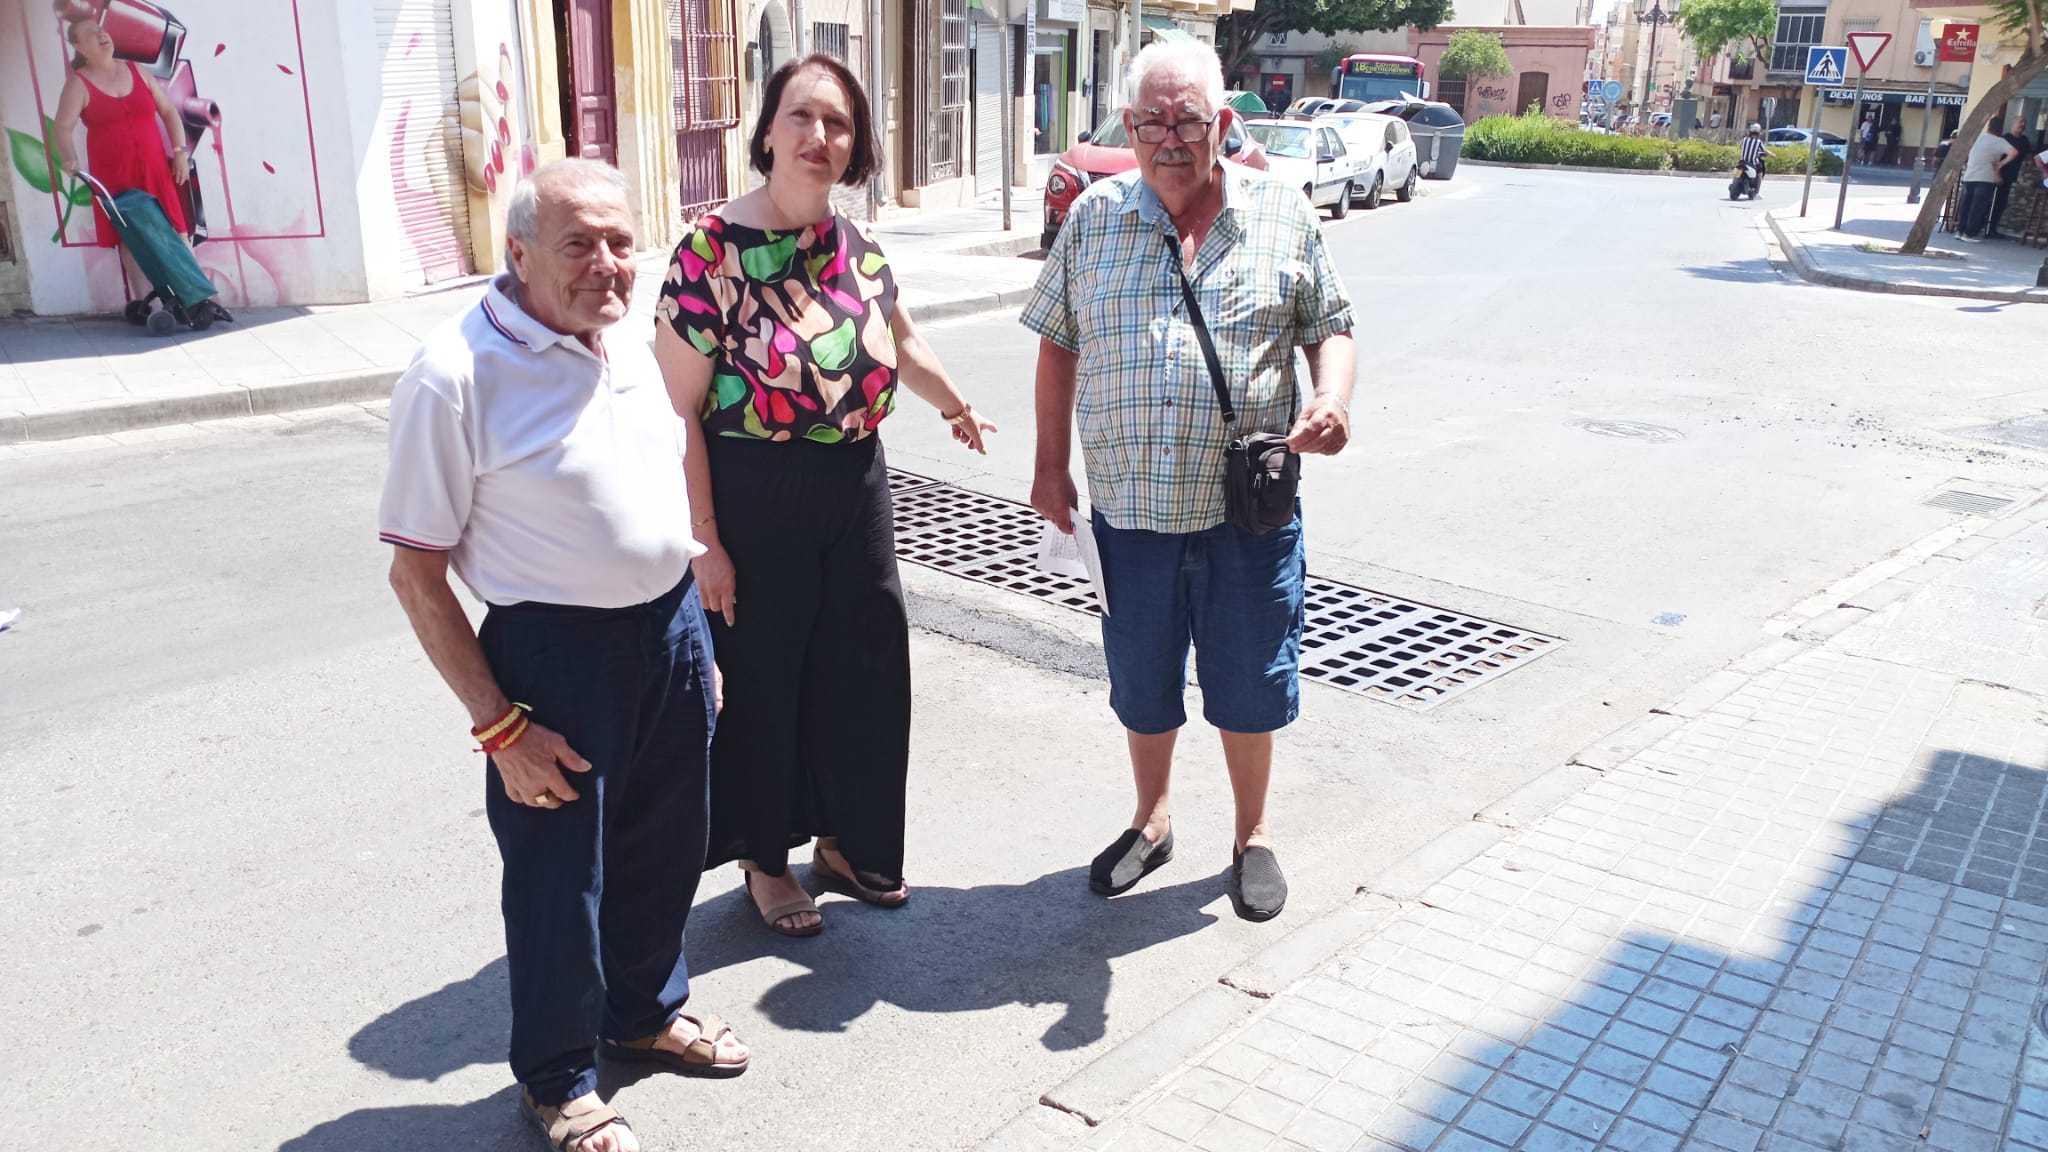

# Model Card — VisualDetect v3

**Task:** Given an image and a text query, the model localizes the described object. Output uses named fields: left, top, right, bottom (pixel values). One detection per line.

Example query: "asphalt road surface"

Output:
left=3, top=166, right=2045, bottom=1152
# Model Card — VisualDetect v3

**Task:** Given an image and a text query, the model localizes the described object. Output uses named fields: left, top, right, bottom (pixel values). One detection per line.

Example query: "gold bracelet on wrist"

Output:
left=944, top=402, right=973, bottom=426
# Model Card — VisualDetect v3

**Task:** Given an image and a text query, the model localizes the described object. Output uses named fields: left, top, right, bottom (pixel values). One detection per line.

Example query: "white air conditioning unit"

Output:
left=1914, top=49, right=1937, bottom=65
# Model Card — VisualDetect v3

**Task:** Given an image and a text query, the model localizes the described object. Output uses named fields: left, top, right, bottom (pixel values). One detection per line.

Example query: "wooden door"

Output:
left=560, top=0, right=617, bottom=162
left=1515, top=72, right=1548, bottom=117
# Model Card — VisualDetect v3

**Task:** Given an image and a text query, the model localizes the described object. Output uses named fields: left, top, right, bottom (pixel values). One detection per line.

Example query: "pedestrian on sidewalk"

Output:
left=653, top=54, right=996, bottom=938
left=1989, top=122, right=2035, bottom=239
left=1882, top=118, right=1903, bottom=165
left=1858, top=114, right=1877, bottom=165
left=381, top=159, right=749, bottom=1152
left=1021, top=40, right=1357, bottom=923
left=49, top=16, right=192, bottom=291
left=1958, top=117, right=2019, bottom=241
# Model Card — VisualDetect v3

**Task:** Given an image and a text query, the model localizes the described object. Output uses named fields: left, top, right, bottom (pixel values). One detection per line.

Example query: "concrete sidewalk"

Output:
left=0, top=191, right=1047, bottom=445
left=985, top=498, right=2048, bottom=1152
left=1767, top=194, right=2048, bottom=304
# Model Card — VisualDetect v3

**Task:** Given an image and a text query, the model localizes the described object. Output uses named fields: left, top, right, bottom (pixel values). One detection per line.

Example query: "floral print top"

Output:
left=657, top=215, right=900, bottom=443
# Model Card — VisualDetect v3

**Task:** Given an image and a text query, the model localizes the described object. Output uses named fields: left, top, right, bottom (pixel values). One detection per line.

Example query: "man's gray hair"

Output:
left=504, top=158, right=630, bottom=269
left=1124, top=40, right=1227, bottom=116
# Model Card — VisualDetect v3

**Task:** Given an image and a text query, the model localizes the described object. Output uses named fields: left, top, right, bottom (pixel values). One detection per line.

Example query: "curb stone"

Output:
left=1765, top=210, right=2048, bottom=305
left=8, top=369, right=401, bottom=445
left=1462, top=158, right=1736, bottom=180
left=1, top=280, right=1033, bottom=445
left=975, top=488, right=2048, bottom=1148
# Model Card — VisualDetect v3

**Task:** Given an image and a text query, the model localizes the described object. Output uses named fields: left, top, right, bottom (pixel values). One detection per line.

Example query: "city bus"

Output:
left=1331, top=53, right=1431, bottom=103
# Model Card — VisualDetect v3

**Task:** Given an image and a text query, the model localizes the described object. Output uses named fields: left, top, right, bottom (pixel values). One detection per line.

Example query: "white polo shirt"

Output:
left=378, top=277, right=705, bottom=608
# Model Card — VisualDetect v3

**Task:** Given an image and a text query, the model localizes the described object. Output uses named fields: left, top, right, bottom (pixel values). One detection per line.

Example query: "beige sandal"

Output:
left=521, top=1090, right=631, bottom=1151
left=601, top=1012, right=751, bottom=1078
left=739, top=861, right=822, bottom=937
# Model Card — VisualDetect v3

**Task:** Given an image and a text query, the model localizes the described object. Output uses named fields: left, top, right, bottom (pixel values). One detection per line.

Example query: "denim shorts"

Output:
left=1093, top=508, right=1306, bottom=735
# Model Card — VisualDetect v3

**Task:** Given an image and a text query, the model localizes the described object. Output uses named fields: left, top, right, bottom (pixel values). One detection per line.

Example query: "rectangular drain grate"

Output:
left=1924, top=489, right=2016, bottom=517
left=888, top=470, right=1561, bottom=710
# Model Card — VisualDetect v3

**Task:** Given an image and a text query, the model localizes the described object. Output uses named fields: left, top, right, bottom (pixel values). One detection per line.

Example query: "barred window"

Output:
left=814, top=21, right=849, bottom=61
left=673, top=0, right=739, bottom=128
left=940, top=0, right=968, bottom=110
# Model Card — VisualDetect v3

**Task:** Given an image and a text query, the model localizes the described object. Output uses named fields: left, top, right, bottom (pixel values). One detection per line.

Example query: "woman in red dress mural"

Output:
left=49, top=16, right=192, bottom=296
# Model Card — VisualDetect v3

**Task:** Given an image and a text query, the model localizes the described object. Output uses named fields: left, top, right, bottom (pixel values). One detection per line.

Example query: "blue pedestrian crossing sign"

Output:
left=1805, top=46, right=1848, bottom=86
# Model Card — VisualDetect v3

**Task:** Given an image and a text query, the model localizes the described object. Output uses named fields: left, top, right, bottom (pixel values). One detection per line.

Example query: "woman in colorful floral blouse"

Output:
left=654, top=54, right=995, bottom=937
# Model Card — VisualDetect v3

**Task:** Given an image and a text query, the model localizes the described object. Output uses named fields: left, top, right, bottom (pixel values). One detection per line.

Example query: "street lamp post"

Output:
left=1636, top=0, right=1670, bottom=120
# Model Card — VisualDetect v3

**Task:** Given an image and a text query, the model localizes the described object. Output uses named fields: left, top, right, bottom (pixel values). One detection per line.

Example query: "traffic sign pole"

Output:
left=1800, top=92, right=1823, bottom=217
left=1834, top=69, right=1866, bottom=228
left=1835, top=33, right=1890, bottom=229
left=1907, top=63, right=1939, bottom=204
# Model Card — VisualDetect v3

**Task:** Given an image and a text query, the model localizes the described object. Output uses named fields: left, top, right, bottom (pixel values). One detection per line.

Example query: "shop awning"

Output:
left=1143, top=15, right=1199, bottom=42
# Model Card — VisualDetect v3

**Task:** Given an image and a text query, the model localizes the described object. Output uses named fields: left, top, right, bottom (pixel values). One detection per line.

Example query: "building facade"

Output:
left=0, top=0, right=747, bottom=316
left=1412, top=24, right=1599, bottom=120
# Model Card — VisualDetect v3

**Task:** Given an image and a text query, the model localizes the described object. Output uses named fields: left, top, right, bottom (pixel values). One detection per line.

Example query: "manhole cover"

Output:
left=888, top=471, right=1562, bottom=710
left=1576, top=419, right=1684, bottom=443
left=1923, top=488, right=2016, bottom=517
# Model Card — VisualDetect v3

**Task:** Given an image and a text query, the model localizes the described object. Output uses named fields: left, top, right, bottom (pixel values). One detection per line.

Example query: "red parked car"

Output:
left=1041, top=110, right=1268, bottom=249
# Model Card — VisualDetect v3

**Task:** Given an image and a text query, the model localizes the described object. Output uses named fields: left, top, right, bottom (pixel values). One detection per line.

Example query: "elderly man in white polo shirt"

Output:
left=381, top=159, right=747, bottom=1152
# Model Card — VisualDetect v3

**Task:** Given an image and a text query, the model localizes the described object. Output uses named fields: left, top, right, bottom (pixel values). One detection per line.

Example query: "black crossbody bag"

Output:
left=1165, top=233, right=1299, bottom=535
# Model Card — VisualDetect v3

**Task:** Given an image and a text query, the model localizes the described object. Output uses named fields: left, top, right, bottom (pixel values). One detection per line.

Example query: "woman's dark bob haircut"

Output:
left=749, top=54, right=877, bottom=188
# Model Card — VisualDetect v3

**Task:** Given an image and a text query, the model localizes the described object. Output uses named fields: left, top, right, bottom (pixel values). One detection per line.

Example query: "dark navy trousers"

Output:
left=478, top=573, right=715, bottom=1106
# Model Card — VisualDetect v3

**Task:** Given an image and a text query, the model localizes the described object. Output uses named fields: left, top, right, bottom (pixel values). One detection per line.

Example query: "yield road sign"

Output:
left=1847, top=31, right=1891, bottom=71
left=1603, top=79, right=1624, bottom=103
left=1804, top=46, right=1847, bottom=85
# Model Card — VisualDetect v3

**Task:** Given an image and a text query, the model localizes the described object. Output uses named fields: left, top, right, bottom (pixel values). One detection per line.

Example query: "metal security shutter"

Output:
left=973, top=25, right=1001, bottom=195
left=373, top=0, right=472, bottom=284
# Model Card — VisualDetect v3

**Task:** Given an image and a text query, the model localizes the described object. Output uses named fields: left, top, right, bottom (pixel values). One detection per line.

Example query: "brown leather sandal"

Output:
left=740, top=861, right=822, bottom=937
left=521, top=1090, right=631, bottom=1152
left=600, top=1012, right=750, bottom=1079
left=811, top=838, right=909, bottom=908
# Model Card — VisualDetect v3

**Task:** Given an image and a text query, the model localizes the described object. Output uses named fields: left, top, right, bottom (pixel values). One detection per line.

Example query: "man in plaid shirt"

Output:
left=1021, top=40, right=1356, bottom=922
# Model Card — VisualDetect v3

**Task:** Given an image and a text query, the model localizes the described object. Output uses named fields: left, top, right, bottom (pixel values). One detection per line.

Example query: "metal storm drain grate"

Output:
left=1923, top=488, right=2016, bottom=518
left=888, top=470, right=1561, bottom=710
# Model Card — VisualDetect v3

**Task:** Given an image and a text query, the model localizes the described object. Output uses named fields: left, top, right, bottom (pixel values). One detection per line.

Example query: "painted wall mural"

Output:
left=6, top=0, right=326, bottom=311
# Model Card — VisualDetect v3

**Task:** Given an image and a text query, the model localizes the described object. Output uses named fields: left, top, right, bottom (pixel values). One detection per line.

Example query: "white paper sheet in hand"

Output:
left=1036, top=504, right=1109, bottom=615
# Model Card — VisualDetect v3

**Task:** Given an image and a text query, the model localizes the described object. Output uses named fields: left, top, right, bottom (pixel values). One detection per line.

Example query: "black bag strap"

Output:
left=1164, top=232, right=1235, bottom=428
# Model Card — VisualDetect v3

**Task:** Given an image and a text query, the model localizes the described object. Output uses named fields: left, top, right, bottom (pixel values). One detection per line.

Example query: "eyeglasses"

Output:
left=1131, top=117, right=1217, bottom=145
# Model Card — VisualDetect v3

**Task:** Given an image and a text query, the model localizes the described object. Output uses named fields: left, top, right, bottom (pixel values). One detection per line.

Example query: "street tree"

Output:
left=1215, top=0, right=1454, bottom=80
left=1673, top=0, right=1776, bottom=66
left=1437, top=29, right=1512, bottom=81
left=1903, top=0, right=2045, bottom=253
left=1315, top=40, right=1362, bottom=74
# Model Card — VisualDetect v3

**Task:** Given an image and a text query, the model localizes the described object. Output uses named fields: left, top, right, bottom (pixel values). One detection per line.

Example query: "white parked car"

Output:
left=1318, top=112, right=1420, bottom=208
left=1765, top=126, right=1849, bottom=161
left=1242, top=118, right=1366, bottom=218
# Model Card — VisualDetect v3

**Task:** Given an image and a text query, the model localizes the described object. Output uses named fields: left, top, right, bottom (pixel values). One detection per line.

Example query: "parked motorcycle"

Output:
left=1729, top=159, right=1762, bottom=201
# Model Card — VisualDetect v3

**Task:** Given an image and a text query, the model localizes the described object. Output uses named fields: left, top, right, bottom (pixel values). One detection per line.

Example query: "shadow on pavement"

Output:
left=1362, top=746, right=2048, bottom=1151
left=278, top=1085, right=525, bottom=1152
left=333, top=863, right=1220, bottom=1111
left=685, top=864, right=1224, bottom=1051
left=347, top=957, right=509, bottom=1082
left=1681, top=259, right=1784, bottom=284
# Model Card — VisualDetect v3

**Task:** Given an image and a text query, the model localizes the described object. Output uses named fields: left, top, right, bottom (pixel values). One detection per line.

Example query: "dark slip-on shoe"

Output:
left=1230, top=845, right=1288, bottom=922
left=1090, top=827, right=1174, bottom=896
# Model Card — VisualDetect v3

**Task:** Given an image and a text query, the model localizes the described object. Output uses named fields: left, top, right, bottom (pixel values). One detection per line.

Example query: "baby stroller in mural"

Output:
left=76, top=171, right=229, bottom=334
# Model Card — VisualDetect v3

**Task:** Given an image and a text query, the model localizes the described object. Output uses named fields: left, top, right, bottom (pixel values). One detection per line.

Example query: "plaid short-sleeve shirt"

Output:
left=1020, top=164, right=1354, bottom=535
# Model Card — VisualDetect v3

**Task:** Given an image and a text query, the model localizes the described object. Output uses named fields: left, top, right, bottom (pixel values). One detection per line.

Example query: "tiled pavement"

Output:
left=1060, top=643, right=2048, bottom=1152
